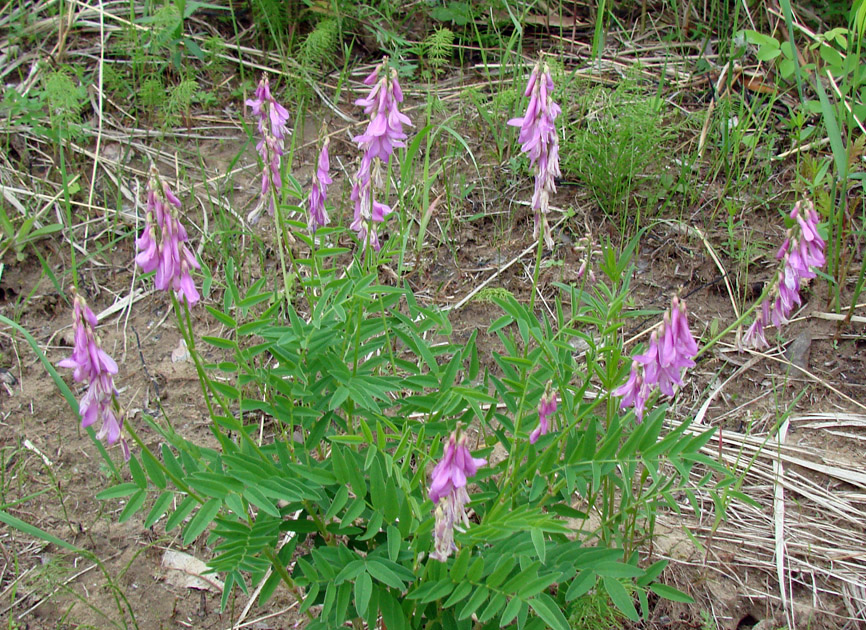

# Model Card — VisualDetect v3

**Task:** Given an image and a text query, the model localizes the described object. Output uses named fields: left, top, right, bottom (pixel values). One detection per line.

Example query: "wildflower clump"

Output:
left=508, top=59, right=562, bottom=249
left=428, top=427, right=486, bottom=561
left=135, top=166, right=201, bottom=307
left=246, top=74, right=291, bottom=222
left=350, top=59, right=411, bottom=251
left=743, top=200, right=825, bottom=349
left=530, top=383, right=558, bottom=444
left=58, top=291, right=129, bottom=459
left=615, top=296, right=698, bottom=421
left=308, top=136, right=331, bottom=233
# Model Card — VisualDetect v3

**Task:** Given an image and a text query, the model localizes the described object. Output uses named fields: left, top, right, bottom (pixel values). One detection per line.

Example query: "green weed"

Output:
left=561, top=73, right=676, bottom=229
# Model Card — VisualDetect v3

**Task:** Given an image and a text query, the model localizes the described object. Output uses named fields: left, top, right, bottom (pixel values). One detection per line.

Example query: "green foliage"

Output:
left=299, top=18, right=340, bottom=71
left=471, top=287, right=514, bottom=304
left=423, top=27, right=454, bottom=75
left=95, top=233, right=713, bottom=629
left=562, top=75, right=675, bottom=223
left=164, top=77, right=203, bottom=126
left=139, top=77, right=165, bottom=114
left=249, top=0, right=289, bottom=49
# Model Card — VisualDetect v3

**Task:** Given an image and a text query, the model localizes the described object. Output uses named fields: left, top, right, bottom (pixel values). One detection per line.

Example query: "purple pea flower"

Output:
left=743, top=200, right=825, bottom=350
left=246, top=74, right=291, bottom=223
left=529, top=383, right=558, bottom=444
left=308, top=137, right=332, bottom=233
left=58, top=292, right=129, bottom=460
left=614, top=361, right=649, bottom=421
left=615, top=296, right=699, bottom=421
left=429, top=427, right=486, bottom=562
left=508, top=60, right=561, bottom=249
left=135, top=167, right=201, bottom=307
left=353, top=63, right=411, bottom=163
left=350, top=59, right=410, bottom=251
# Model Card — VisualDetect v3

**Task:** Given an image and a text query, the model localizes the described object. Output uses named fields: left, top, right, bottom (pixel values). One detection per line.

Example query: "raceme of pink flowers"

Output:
left=308, top=137, right=332, bottom=233
left=135, top=167, right=201, bottom=307
left=353, top=63, right=411, bottom=163
left=508, top=60, right=561, bottom=249
left=58, top=292, right=129, bottom=460
left=246, top=74, right=290, bottom=221
left=615, top=296, right=698, bottom=421
left=530, top=384, right=558, bottom=444
left=743, top=200, right=825, bottom=350
left=350, top=60, right=410, bottom=251
left=429, top=428, right=486, bottom=561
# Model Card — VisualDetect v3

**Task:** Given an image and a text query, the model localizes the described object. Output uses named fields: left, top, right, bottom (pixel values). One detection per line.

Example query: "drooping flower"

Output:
left=353, top=63, right=411, bottom=163
left=529, top=383, right=558, bottom=444
left=614, top=296, right=698, bottom=421
left=308, top=137, right=332, bottom=233
left=246, top=74, right=291, bottom=222
left=742, top=200, right=825, bottom=350
left=135, top=167, right=201, bottom=307
left=508, top=60, right=561, bottom=249
left=429, top=427, right=486, bottom=561
left=58, top=291, right=129, bottom=460
left=350, top=59, right=410, bottom=251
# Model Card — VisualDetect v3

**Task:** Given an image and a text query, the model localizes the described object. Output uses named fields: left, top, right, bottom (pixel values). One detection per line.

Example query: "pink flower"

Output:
left=58, top=292, right=129, bottom=459
left=509, top=60, right=561, bottom=249
left=614, top=361, right=649, bottom=421
left=429, top=428, right=486, bottom=562
left=350, top=59, right=410, bottom=252
left=743, top=200, right=825, bottom=350
left=135, top=167, right=201, bottom=307
left=615, top=297, right=699, bottom=421
left=246, top=74, right=291, bottom=222
left=308, top=137, right=332, bottom=233
left=246, top=74, right=290, bottom=141
left=529, top=384, right=558, bottom=443
left=353, top=63, right=411, bottom=163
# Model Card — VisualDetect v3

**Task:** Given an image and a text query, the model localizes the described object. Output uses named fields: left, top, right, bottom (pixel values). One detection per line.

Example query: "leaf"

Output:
left=443, top=581, right=473, bottom=607
left=457, top=586, right=489, bottom=620
left=119, top=490, right=146, bottom=523
left=528, top=593, right=570, bottom=630
left=355, top=571, right=373, bottom=616
left=386, top=525, right=401, bottom=562
left=366, top=559, right=405, bottom=590
left=565, top=570, right=596, bottom=601
left=183, top=498, right=221, bottom=545
left=163, top=549, right=225, bottom=592
left=650, top=583, right=694, bottom=603
left=96, top=483, right=140, bottom=500
left=530, top=528, right=545, bottom=563
left=0, top=509, right=81, bottom=553
left=129, top=455, right=147, bottom=489
left=602, top=576, right=639, bottom=621
left=144, top=491, right=175, bottom=528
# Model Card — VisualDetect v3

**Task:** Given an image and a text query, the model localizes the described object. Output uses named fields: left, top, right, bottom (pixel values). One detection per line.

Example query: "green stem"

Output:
left=263, top=548, right=314, bottom=620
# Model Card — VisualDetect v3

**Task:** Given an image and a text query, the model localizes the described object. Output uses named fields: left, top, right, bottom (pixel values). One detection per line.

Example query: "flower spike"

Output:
left=58, top=290, right=130, bottom=460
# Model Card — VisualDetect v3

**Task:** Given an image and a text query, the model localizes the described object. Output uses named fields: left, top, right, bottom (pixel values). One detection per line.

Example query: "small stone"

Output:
left=785, top=330, right=812, bottom=372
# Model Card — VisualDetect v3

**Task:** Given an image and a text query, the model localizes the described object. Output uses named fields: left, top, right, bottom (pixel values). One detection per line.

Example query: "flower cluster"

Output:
left=308, top=137, right=332, bottom=233
left=508, top=60, right=562, bottom=249
left=615, top=296, right=698, bottom=421
left=58, top=292, right=129, bottom=459
left=429, top=428, right=486, bottom=561
left=743, top=200, right=825, bottom=349
left=135, top=167, right=201, bottom=307
left=529, top=383, right=558, bottom=444
left=350, top=60, right=411, bottom=251
left=246, top=74, right=291, bottom=222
